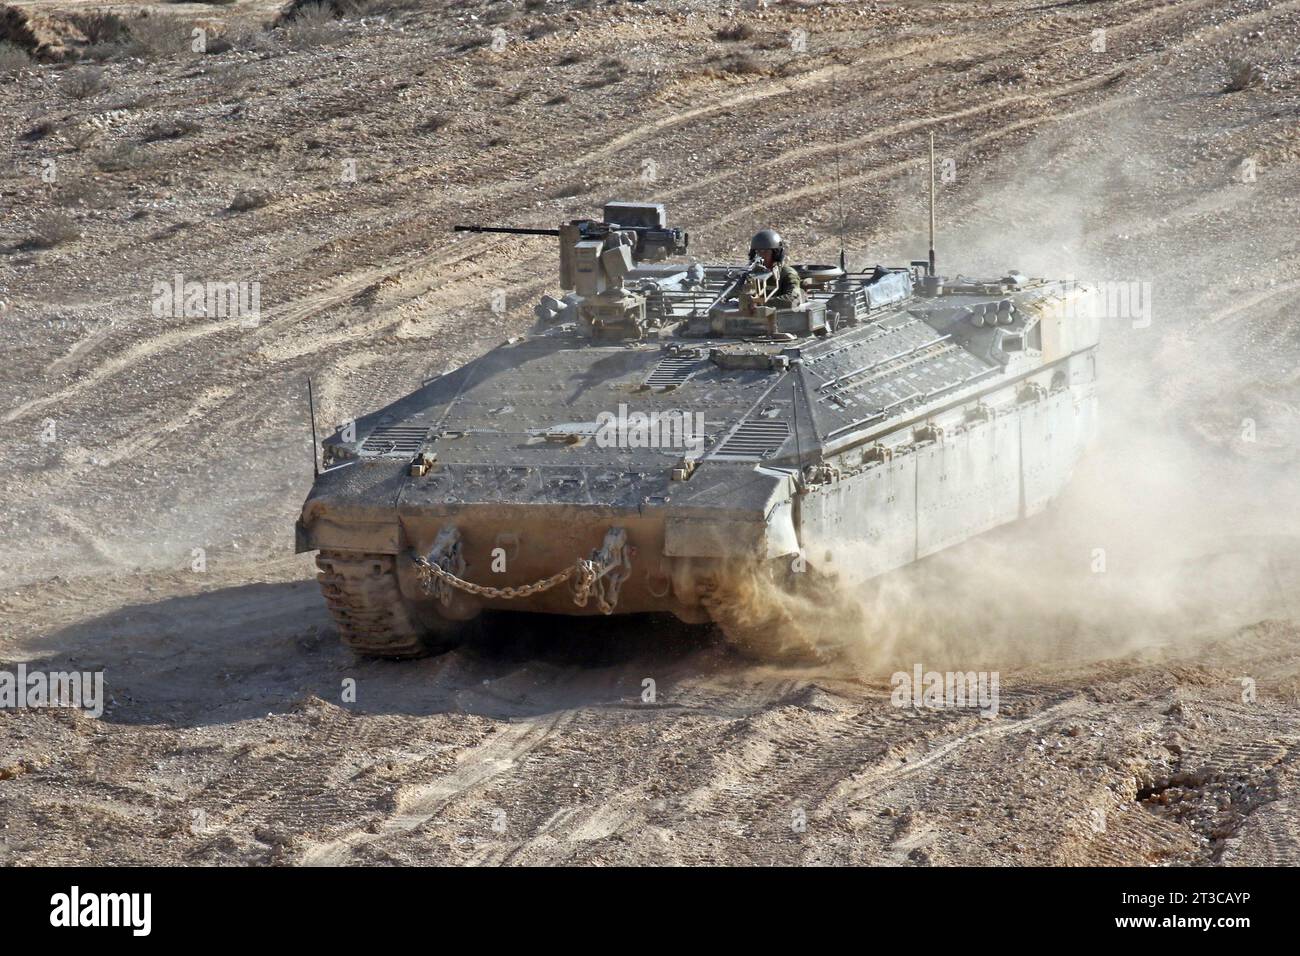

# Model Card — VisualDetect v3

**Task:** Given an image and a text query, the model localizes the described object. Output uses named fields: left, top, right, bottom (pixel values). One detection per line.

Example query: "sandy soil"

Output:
left=1, top=0, right=1298, bottom=865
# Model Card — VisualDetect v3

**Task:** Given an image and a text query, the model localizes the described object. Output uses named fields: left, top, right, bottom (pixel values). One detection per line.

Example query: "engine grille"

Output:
left=359, top=424, right=431, bottom=458
left=643, top=357, right=699, bottom=390
left=711, top=420, right=790, bottom=460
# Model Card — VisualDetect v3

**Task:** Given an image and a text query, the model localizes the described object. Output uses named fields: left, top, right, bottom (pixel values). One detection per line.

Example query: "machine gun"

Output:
left=709, top=260, right=779, bottom=314
left=456, top=202, right=692, bottom=340
left=455, top=201, right=688, bottom=269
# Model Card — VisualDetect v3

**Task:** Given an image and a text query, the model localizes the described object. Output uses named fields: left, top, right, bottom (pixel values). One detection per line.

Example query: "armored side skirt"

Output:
left=800, top=384, right=1098, bottom=583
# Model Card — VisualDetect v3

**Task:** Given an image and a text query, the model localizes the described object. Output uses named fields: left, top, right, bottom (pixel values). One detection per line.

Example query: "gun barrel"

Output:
left=709, top=265, right=766, bottom=312
left=454, top=225, right=562, bottom=237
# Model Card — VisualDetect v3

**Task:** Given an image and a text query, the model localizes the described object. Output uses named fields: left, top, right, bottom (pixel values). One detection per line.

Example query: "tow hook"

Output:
left=575, top=527, right=634, bottom=614
left=425, top=525, right=466, bottom=606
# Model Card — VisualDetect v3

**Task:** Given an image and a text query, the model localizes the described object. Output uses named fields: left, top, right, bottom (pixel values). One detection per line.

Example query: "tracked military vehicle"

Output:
left=296, top=199, right=1100, bottom=657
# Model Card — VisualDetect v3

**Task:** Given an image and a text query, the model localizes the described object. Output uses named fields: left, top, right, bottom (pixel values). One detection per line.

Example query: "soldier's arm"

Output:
left=777, top=265, right=799, bottom=297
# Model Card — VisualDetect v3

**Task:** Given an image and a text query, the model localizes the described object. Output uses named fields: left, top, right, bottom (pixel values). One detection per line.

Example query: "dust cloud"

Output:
left=748, top=111, right=1300, bottom=674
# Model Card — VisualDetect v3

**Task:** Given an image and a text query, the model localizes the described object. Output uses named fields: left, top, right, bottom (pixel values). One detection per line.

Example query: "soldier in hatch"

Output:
left=748, top=228, right=805, bottom=309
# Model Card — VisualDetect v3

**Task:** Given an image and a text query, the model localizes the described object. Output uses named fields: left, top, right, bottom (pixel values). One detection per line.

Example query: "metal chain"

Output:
left=412, top=553, right=586, bottom=601
left=411, top=530, right=627, bottom=615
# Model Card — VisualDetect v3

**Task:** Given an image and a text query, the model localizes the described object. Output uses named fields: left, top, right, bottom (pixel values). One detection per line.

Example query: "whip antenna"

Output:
left=928, top=131, right=937, bottom=276
left=836, top=137, right=847, bottom=273
left=307, top=377, right=319, bottom=478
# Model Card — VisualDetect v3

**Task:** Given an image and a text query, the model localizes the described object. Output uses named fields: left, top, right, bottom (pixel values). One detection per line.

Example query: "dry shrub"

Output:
left=21, top=213, right=80, bottom=250
left=74, top=11, right=134, bottom=46
left=21, top=119, right=58, bottom=142
left=61, top=65, right=105, bottom=98
left=548, top=180, right=585, bottom=199
left=127, top=13, right=195, bottom=58
left=583, top=70, right=624, bottom=89
left=0, top=39, right=31, bottom=73
left=981, top=63, right=1026, bottom=85
left=362, top=0, right=427, bottom=13
left=281, top=3, right=342, bottom=49
left=209, top=62, right=254, bottom=95
left=142, top=119, right=201, bottom=142
left=720, top=53, right=761, bottom=76
left=66, top=124, right=100, bottom=151
left=715, top=23, right=753, bottom=42
left=229, top=188, right=271, bottom=212
left=95, top=142, right=148, bottom=172
left=54, top=177, right=114, bottom=208
left=1225, top=59, right=1265, bottom=92
left=527, top=21, right=561, bottom=40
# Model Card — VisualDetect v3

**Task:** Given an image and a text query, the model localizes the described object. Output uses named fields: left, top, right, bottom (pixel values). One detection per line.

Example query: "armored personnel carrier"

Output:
left=296, top=199, right=1099, bottom=657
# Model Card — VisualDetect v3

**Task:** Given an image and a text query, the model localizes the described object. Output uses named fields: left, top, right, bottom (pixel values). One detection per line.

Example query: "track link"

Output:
left=315, top=550, right=427, bottom=658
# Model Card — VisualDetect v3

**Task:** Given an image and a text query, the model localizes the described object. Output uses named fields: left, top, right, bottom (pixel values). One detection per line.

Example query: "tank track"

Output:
left=315, top=550, right=428, bottom=658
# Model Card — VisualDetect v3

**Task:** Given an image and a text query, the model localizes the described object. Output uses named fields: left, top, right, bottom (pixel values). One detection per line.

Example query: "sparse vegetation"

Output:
left=527, top=21, right=562, bottom=40
left=276, top=0, right=418, bottom=18
left=229, top=189, right=272, bottom=213
left=21, top=213, right=80, bottom=251
left=61, top=67, right=106, bottom=100
left=0, top=40, right=32, bottom=74
left=548, top=180, right=585, bottom=199
left=484, top=5, right=518, bottom=25
left=21, top=120, right=59, bottom=143
left=715, top=23, right=754, bottom=42
left=209, top=63, right=253, bottom=96
left=75, top=12, right=134, bottom=47
left=281, top=4, right=343, bottom=49
left=52, top=176, right=112, bottom=208
left=66, top=124, right=101, bottom=152
left=1225, top=59, right=1265, bottom=92
left=584, top=69, right=626, bottom=89
left=981, top=64, right=1026, bottom=85
left=95, top=143, right=148, bottom=172
left=720, top=53, right=762, bottom=76
left=362, top=0, right=428, bottom=13
left=142, top=119, right=201, bottom=143
left=127, top=13, right=197, bottom=58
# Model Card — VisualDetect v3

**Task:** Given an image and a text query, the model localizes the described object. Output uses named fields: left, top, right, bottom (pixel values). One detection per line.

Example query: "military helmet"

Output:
left=749, top=228, right=785, bottom=264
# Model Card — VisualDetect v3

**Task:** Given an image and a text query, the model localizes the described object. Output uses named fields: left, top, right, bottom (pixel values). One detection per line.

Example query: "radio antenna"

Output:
left=928, top=131, right=937, bottom=277
left=791, top=367, right=804, bottom=477
left=307, top=377, right=319, bottom=478
left=835, top=137, right=847, bottom=273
